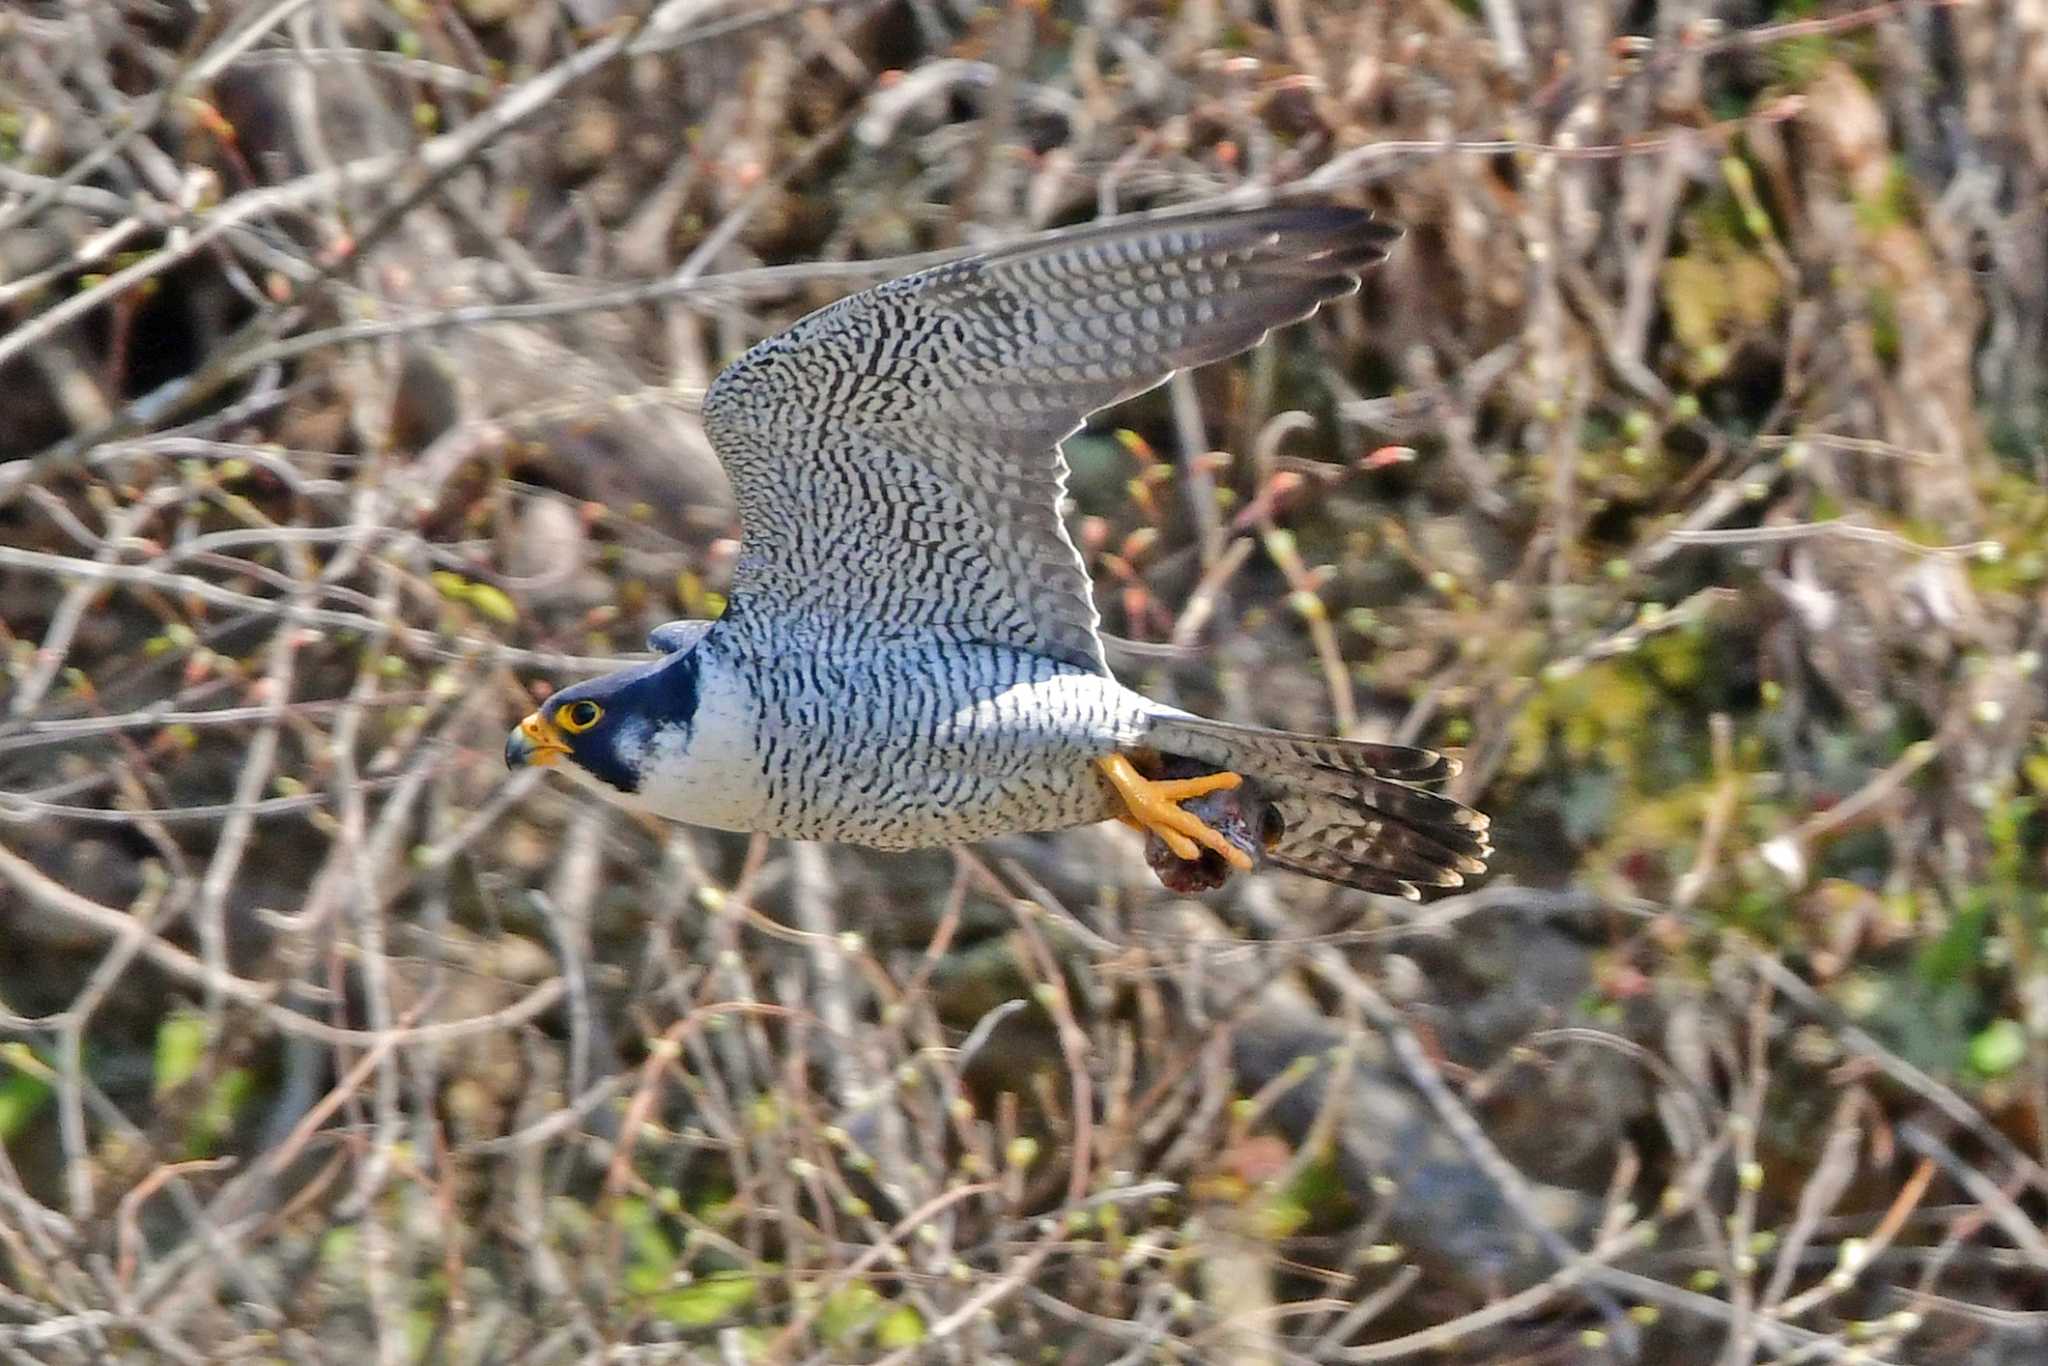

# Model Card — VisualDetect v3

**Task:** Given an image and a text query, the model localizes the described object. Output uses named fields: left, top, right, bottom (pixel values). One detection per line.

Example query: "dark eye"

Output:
left=559, top=700, right=603, bottom=733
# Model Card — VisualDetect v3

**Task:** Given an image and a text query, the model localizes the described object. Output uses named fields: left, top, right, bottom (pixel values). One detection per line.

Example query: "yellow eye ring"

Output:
left=558, top=700, right=603, bottom=733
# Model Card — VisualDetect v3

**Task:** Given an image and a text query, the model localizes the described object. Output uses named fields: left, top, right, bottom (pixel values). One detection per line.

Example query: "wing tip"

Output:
left=1256, top=198, right=1405, bottom=272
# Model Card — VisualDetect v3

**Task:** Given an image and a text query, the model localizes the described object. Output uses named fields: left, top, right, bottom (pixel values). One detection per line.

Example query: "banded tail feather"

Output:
left=1140, top=714, right=1490, bottom=899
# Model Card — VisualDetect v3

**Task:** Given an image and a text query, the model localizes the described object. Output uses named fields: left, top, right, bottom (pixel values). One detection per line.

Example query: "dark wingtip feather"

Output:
left=1252, top=196, right=1403, bottom=244
left=1242, top=201, right=1403, bottom=282
left=1289, top=198, right=1399, bottom=238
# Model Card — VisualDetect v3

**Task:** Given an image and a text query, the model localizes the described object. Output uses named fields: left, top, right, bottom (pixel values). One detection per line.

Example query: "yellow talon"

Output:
left=1118, top=808, right=1200, bottom=861
left=1097, top=753, right=1254, bottom=873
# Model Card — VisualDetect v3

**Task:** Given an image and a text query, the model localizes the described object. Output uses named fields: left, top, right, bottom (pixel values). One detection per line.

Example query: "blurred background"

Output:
left=2, top=0, right=2046, bottom=1361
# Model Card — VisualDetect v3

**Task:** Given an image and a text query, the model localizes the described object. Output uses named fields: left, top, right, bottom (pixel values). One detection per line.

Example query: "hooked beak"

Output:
left=506, top=711, right=570, bottom=769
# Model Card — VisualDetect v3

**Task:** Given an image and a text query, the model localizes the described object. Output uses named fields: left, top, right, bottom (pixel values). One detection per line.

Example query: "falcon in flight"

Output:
left=506, top=200, right=1490, bottom=897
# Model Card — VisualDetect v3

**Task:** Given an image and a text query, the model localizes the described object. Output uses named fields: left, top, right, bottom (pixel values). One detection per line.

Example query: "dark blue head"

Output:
left=505, top=648, right=702, bottom=794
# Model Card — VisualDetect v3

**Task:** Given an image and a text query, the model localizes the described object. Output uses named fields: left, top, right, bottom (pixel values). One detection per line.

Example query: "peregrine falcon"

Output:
left=505, top=200, right=1490, bottom=897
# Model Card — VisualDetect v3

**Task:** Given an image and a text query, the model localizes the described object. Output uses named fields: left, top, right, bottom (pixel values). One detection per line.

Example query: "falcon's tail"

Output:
left=1139, top=715, right=1491, bottom=899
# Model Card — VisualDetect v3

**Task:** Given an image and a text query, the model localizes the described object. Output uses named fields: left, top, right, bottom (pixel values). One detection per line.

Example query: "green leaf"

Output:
left=0, top=1065, right=51, bottom=1141
left=154, top=1010, right=208, bottom=1094
left=818, top=1284, right=884, bottom=1344
left=614, top=1198, right=677, bottom=1295
left=875, top=1306, right=925, bottom=1349
left=186, top=1068, right=255, bottom=1156
left=648, top=1270, right=757, bottom=1327
left=319, top=1224, right=359, bottom=1271
left=813, top=1284, right=924, bottom=1347
left=466, top=583, right=517, bottom=625
left=1970, top=1018, right=2027, bottom=1077
left=1257, top=1195, right=1310, bottom=1239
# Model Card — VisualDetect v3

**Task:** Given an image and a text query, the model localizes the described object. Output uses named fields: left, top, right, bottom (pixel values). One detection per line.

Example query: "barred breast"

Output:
left=722, top=630, right=1155, bottom=849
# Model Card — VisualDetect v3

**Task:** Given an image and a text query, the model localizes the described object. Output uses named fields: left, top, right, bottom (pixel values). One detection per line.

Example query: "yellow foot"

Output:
left=1097, top=753, right=1255, bottom=872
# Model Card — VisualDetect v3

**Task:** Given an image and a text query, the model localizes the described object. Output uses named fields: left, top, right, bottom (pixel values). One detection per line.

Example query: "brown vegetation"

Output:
left=2, top=1, right=2046, bottom=1361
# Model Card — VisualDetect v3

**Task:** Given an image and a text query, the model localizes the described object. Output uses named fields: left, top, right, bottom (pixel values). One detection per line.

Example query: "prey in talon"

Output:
left=505, top=200, right=1491, bottom=898
left=1124, top=752, right=1275, bottom=895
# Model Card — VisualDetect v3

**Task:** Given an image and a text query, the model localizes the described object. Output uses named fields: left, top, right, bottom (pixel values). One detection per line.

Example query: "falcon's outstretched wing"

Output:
left=699, top=201, right=1401, bottom=672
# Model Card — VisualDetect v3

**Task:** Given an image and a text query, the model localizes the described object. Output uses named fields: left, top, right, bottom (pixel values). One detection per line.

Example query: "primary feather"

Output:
left=699, top=202, right=1403, bottom=673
